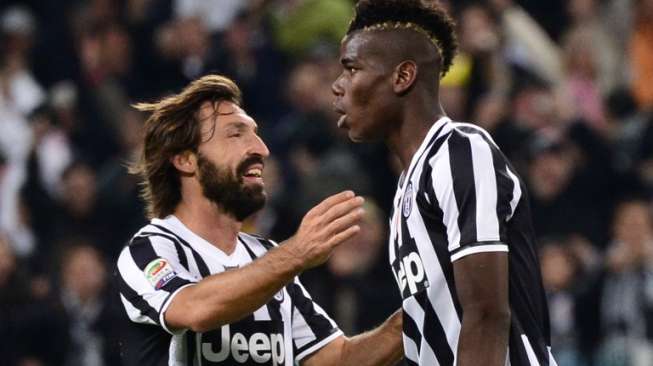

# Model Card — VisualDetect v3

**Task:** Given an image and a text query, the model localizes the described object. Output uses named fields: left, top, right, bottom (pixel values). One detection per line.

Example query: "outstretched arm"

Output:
left=165, top=191, right=365, bottom=332
left=454, top=251, right=510, bottom=366
left=302, top=309, right=403, bottom=366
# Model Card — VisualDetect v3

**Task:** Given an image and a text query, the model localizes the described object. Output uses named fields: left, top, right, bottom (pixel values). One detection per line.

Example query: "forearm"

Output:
left=340, top=310, right=404, bottom=366
left=456, top=310, right=510, bottom=366
left=167, top=244, right=303, bottom=332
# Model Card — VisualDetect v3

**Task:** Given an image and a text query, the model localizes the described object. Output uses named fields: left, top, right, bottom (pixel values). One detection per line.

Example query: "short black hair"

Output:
left=347, top=0, right=458, bottom=76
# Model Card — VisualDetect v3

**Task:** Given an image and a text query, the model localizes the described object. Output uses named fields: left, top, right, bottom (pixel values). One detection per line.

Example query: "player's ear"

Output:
left=171, top=150, right=197, bottom=175
left=393, top=60, right=418, bottom=95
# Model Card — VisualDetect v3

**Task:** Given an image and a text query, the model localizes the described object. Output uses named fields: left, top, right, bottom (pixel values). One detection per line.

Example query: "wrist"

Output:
left=275, top=238, right=306, bottom=273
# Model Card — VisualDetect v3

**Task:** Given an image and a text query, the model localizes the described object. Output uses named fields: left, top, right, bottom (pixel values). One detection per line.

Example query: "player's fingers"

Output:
left=308, top=191, right=355, bottom=217
left=326, top=208, right=364, bottom=236
left=322, top=196, right=364, bottom=223
left=326, top=225, right=361, bottom=248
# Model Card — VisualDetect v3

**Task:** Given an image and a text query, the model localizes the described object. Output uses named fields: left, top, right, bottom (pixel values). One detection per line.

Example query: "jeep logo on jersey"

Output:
left=201, top=323, right=285, bottom=365
left=392, top=251, right=429, bottom=299
left=403, top=183, right=413, bottom=218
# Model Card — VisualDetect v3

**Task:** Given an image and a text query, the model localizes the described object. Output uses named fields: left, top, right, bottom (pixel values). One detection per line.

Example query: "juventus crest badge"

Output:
left=403, top=183, right=413, bottom=218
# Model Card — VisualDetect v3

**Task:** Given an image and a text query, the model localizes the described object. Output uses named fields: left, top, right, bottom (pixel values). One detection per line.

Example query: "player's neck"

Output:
left=386, top=99, right=446, bottom=170
left=174, top=195, right=241, bottom=255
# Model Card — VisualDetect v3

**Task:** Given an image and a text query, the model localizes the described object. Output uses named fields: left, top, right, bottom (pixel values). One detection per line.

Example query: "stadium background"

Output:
left=0, top=0, right=652, bottom=365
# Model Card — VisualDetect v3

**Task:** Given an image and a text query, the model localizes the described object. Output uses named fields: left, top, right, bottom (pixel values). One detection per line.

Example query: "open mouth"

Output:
left=239, top=160, right=264, bottom=185
left=334, top=106, right=348, bottom=129
left=242, top=166, right=263, bottom=182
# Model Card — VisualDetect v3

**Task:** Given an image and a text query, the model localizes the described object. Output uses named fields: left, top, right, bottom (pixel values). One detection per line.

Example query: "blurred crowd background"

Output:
left=0, top=0, right=652, bottom=365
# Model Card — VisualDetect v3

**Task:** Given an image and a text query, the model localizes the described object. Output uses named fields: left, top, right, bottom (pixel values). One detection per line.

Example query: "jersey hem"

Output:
left=450, top=243, right=508, bottom=262
left=159, top=283, right=197, bottom=335
left=295, top=330, right=343, bottom=363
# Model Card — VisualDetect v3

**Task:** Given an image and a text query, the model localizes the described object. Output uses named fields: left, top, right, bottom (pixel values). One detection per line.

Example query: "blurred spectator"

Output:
left=23, top=158, right=117, bottom=266
left=270, top=0, right=353, bottom=57
left=596, top=198, right=653, bottom=366
left=96, top=108, right=147, bottom=248
left=564, top=0, right=621, bottom=95
left=541, top=236, right=601, bottom=366
left=630, top=0, right=653, bottom=109
left=0, top=5, right=44, bottom=115
left=559, top=28, right=609, bottom=133
left=58, top=243, right=123, bottom=366
left=213, top=9, right=289, bottom=125
left=0, top=233, right=69, bottom=366
left=525, top=133, right=614, bottom=248
left=173, top=0, right=248, bottom=33
left=492, top=0, right=563, bottom=86
left=606, top=88, right=651, bottom=174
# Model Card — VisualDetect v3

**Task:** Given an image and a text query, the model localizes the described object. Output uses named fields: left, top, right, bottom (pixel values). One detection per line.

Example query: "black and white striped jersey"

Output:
left=115, top=215, right=341, bottom=366
left=389, top=117, right=556, bottom=366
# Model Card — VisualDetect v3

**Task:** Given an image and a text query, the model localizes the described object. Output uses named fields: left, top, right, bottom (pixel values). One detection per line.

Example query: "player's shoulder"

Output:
left=119, top=221, right=178, bottom=254
left=438, top=120, right=499, bottom=154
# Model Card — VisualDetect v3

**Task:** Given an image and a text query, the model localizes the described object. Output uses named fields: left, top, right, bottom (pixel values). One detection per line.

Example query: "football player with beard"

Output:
left=115, top=75, right=403, bottom=366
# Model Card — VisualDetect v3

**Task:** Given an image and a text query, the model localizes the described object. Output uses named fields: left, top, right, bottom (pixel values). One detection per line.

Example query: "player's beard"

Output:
left=196, top=153, right=266, bottom=222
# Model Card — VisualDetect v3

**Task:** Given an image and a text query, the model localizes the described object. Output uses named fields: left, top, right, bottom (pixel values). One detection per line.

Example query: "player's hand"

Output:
left=281, top=191, right=364, bottom=270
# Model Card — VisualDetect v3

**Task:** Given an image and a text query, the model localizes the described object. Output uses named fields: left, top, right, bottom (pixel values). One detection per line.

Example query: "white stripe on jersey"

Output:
left=120, top=293, right=157, bottom=325
left=291, top=306, right=316, bottom=350
left=403, top=333, right=420, bottom=364
left=409, top=154, right=461, bottom=354
left=506, top=166, right=523, bottom=221
left=466, top=132, right=500, bottom=241
left=521, top=334, right=541, bottom=366
left=430, top=140, right=461, bottom=251
left=404, top=297, right=439, bottom=365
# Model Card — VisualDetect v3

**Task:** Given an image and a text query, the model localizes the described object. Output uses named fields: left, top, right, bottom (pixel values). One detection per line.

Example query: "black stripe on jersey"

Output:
left=403, top=309, right=423, bottom=359
left=458, top=125, right=515, bottom=240
left=119, top=320, right=171, bottom=366
left=186, top=330, right=196, bottom=366
left=150, top=224, right=211, bottom=277
left=287, top=282, right=338, bottom=355
left=447, top=130, right=478, bottom=245
left=418, top=133, right=463, bottom=318
left=238, top=237, right=258, bottom=259
left=115, top=271, right=160, bottom=324
left=417, top=291, right=455, bottom=365
left=137, top=233, right=190, bottom=271
left=252, top=235, right=276, bottom=250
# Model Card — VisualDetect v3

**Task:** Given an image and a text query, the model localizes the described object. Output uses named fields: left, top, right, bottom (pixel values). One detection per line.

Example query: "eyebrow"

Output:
left=224, top=121, right=258, bottom=133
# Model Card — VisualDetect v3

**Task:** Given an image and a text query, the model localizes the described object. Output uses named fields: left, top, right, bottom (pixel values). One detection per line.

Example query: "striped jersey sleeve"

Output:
left=428, top=125, right=522, bottom=262
left=287, top=277, right=342, bottom=362
left=116, top=234, right=198, bottom=335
